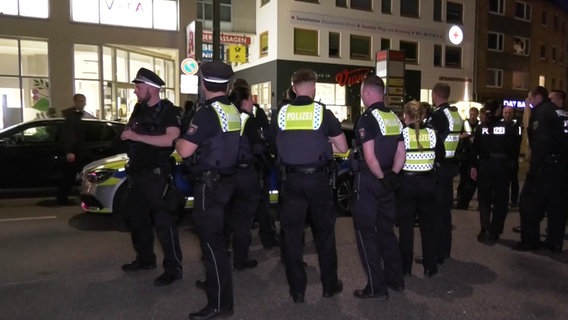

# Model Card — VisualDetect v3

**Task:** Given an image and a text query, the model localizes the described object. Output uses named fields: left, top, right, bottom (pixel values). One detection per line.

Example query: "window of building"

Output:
left=434, top=44, right=442, bottom=66
left=381, top=0, right=391, bottom=14
left=560, top=50, right=564, bottom=64
left=552, top=78, right=557, bottom=89
left=296, top=0, right=319, bottom=3
left=540, top=44, right=547, bottom=59
left=553, top=15, right=559, bottom=31
left=489, top=0, right=504, bottom=15
left=445, top=46, right=462, bottom=68
left=552, top=46, right=557, bottom=62
left=515, top=1, right=531, bottom=21
left=399, top=41, right=418, bottom=64
left=446, top=2, right=463, bottom=25
left=512, top=71, right=529, bottom=90
left=487, top=69, right=503, bottom=87
left=381, top=38, right=391, bottom=50
left=197, top=0, right=231, bottom=23
left=260, top=32, right=269, bottom=57
left=72, top=0, right=178, bottom=30
left=294, top=28, right=319, bottom=56
left=0, top=38, right=49, bottom=128
left=336, top=0, right=347, bottom=7
left=512, top=36, right=530, bottom=55
left=261, top=0, right=270, bottom=6
left=488, top=32, right=504, bottom=51
left=329, top=32, right=340, bottom=58
left=351, top=0, right=372, bottom=11
left=0, top=0, right=48, bottom=18
left=542, top=11, right=548, bottom=26
left=433, top=0, right=442, bottom=22
left=400, top=0, right=419, bottom=18
left=350, top=35, right=371, bottom=60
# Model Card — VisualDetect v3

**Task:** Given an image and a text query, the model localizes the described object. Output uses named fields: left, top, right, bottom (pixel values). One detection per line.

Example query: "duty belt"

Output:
left=125, top=162, right=170, bottom=176
left=285, top=166, right=325, bottom=174
left=402, top=170, right=433, bottom=177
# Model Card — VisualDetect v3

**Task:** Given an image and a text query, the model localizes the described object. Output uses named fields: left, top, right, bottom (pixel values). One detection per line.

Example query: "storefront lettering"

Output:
left=104, top=0, right=144, bottom=12
left=503, top=99, right=526, bottom=108
left=335, top=68, right=372, bottom=87
left=202, top=32, right=251, bottom=45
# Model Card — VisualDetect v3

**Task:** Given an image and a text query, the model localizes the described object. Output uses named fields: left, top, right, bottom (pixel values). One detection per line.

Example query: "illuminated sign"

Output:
left=202, top=31, right=251, bottom=45
left=448, top=25, right=464, bottom=45
left=180, top=58, right=199, bottom=75
left=335, top=68, right=372, bottom=87
left=503, top=99, right=526, bottom=108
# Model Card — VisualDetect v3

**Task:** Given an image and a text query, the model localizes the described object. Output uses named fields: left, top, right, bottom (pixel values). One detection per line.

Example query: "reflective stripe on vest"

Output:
left=277, top=103, right=323, bottom=130
left=402, top=127, right=436, bottom=172
left=211, top=101, right=241, bottom=133
left=240, top=112, right=250, bottom=135
left=371, top=109, right=403, bottom=136
left=443, top=108, right=463, bottom=158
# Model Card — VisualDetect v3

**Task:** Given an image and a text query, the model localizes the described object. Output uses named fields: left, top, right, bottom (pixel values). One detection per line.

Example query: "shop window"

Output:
left=0, top=0, right=48, bottom=18
left=329, top=32, right=340, bottom=58
left=515, top=1, right=531, bottom=21
left=400, top=0, right=419, bottom=18
left=489, top=0, right=504, bottom=15
left=446, top=2, right=463, bottom=25
left=512, top=71, right=529, bottom=90
left=433, top=0, right=442, bottom=22
left=75, top=80, right=101, bottom=118
left=103, top=47, right=113, bottom=82
left=260, top=32, right=269, bottom=57
left=488, top=32, right=504, bottom=52
left=512, top=36, right=530, bottom=56
left=315, top=83, right=347, bottom=122
left=399, top=41, right=418, bottom=64
left=294, top=28, right=319, bottom=56
left=381, top=0, right=392, bottom=14
left=350, top=35, right=371, bottom=60
left=116, top=50, right=129, bottom=83
left=487, top=69, right=503, bottom=88
left=445, top=46, right=461, bottom=68
left=381, top=38, right=391, bottom=51
left=0, top=39, right=22, bottom=76
left=434, top=44, right=442, bottom=66
left=74, top=44, right=100, bottom=80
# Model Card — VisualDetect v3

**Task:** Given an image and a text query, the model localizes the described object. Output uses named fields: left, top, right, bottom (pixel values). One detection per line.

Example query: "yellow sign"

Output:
left=388, top=77, right=404, bottom=86
left=228, top=45, right=247, bottom=63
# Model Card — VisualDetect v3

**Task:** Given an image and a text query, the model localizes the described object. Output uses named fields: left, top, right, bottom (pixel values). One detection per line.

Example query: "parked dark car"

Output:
left=333, top=122, right=355, bottom=215
left=0, top=118, right=126, bottom=197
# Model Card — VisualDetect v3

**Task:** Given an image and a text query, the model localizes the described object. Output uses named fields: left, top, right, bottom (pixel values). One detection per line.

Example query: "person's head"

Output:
left=527, top=86, right=549, bottom=108
left=132, top=67, right=164, bottom=104
left=228, top=86, right=254, bottom=113
left=291, top=69, right=317, bottom=98
left=483, top=99, right=501, bottom=122
left=502, top=106, right=515, bottom=123
left=432, top=82, right=450, bottom=107
left=479, top=107, right=487, bottom=123
left=46, top=107, right=57, bottom=118
left=360, top=74, right=385, bottom=107
left=468, top=107, right=479, bottom=122
left=549, top=89, right=566, bottom=108
left=403, top=100, right=426, bottom=126
left=233, top=78, right=250, bottom=89
left=200, top=61, right=234, bottom=97
left=73, top=94, right=86, bottom=110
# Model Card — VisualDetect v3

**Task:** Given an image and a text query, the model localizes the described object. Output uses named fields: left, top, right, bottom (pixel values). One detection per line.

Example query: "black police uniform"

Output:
left=507, top=119, right=522, bottom=206
left=181, top=95, right=240, bottom=311
left=518, top=99, right=568, bottom=251
left=274, top=96, right=342, bottom=302
left=351, top=102, right=404, bottom=297
left=123, top=99, right=183, bottom=277
left=471, top=116, right=518, bottom=243
left=57, top=107, right=87, bottom=204
left=455, top=118, right=479, bottom=209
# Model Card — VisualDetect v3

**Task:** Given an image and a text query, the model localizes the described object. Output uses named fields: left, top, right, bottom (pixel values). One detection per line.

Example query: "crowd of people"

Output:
left=113, top=61, right=567, bottom=320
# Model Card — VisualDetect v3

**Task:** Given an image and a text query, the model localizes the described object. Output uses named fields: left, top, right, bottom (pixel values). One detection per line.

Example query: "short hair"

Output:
left=530, top=86, right=549, bottom=100
left=292, top=69, right=317, bottom=85
left=433, top=83, right=450, bottom=100
left=228, top=86, right=251, bottom=109
left=73, top=93, right=85, bottom=101
left=550, top=89, right=566, bottom=102
left=362, top=74, right=385, bottom=92
left=469, top=107, right=479, bottom=114
left=233, top=78, right=250, bottom=89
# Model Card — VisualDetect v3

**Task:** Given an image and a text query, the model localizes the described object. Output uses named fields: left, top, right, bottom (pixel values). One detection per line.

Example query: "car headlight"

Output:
left=86, top=169, right=115, bottom=183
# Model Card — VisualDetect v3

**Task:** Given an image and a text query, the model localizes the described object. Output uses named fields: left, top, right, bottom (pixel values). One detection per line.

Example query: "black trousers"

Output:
left=57, top=158, right=83, bottom=202
left=193, top=175, right=236, bottom=310
left=256, top=167, right=278, bottom=246
left=124, top=172, right=182, bottom=276
left=477, top=158, right=510, bottom=236
left=279, top=171, right=339, bottom=296
left=229, top=167, right=261, bottom=266
left=352, top=171, right=403, bottom=295
left=434, top=162, right=458, bottom=260
left=519, top=163, right=568, bottom=248
left=397, top=173, right=437, bottom=274
left=456, top=160, right=477, bottom=208
left=509, top=161, right=520, bottom=205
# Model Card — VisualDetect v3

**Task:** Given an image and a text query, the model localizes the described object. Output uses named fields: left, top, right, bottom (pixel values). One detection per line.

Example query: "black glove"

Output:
left=381, top=171, right=400, bottom=192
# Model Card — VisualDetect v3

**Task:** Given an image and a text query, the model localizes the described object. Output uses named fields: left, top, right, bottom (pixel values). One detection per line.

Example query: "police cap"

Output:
left=132, top=68, right=165, bottom=88
left=200, top=61, right=234, bottom=84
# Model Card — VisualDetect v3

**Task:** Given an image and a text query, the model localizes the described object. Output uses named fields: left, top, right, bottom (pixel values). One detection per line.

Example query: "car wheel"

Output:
left=112, top=183, right=129, bottom=231
left=334, top=173, right=353, bottom=216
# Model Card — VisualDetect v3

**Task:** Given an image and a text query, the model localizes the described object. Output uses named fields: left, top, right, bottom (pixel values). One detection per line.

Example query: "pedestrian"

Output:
left=501, top=106, right=522, bottom=208
left=396, top=101, right=438, bottom=278
left=56, top=93, right=90, bottom=205
left=272, top=68, right=347, bottom=303
left=119, top=68, right=183, bottom=288
left=350, top=74, right=405, bottom=300
left=470, top=100, right=518, bottom=245
left=427, top=82, right=463, bottom=264
left=513, top=86, right=568, bottom=252
left=454, top=107, right=479, bottom=210
left=549, top=89, right=566, bottom=109
left=175, top=61, right=240, bottom=319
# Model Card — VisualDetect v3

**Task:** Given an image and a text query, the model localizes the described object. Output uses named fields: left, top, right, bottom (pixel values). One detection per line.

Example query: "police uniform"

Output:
left=507, top=119, right=522, bottom=206
left=351, top=102, right=405, bottom=297
left=121, top=68, right=183, bottom=283
left=517, top=98, right=568, bottom=251
left=397, top=124, right=438, bottom=276
left=455, top=118, right=479, bottom=209
left=427, top=102, right=463, bottom=261
left=472, top=115, right=518, bottom=243
left=274, top=95, right=343, bottom=302
left=180, top=61, right=240, bottom=316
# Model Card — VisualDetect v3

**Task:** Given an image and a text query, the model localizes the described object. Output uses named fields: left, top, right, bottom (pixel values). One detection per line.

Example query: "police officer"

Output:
left=513, top=86, right=568, bottom=252
left=471, top=100, right=518, bottom=245
left=273, top=68, right=347, bottom=303
left=427, top=82, right=463, bottom=263
left=502, top=106, right=522, bottom=208
left=226, top=85, right=265, bottom=270
left=397, top=101, right=438, bottom=278
left=120, top=68, right=183, bottom=287
left=454, top=107, right=479, bottom=209
left=351, top=74, right=405, bottom=299
left=175, top=61, right=240, bottom=319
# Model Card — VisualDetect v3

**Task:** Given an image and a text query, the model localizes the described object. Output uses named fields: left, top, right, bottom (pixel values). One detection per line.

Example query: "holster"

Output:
left=327, top=160, right=338, bottom=189
left=201, top=170, right=220, bottom=190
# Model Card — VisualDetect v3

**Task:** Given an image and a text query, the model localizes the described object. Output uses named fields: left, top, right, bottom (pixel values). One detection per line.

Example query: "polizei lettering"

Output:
left=287, top=112, right=313, bottom=120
